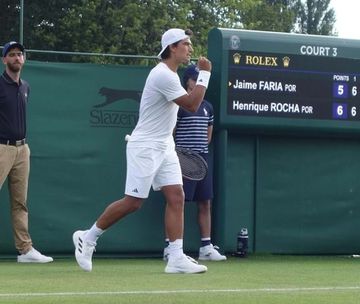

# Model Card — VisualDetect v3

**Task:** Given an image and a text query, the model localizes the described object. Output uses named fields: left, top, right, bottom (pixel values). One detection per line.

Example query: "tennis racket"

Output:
left=176, top=147, right=208, bottom=181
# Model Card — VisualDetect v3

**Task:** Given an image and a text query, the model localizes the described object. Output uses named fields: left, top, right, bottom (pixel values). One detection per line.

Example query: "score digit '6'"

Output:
left=334, top=103, right=348, bottom=119
left=351, top=106, right=357, bottom=117
left=352, top=86, right=358, bottom=96
left=337, top=105, right=344, bottom=116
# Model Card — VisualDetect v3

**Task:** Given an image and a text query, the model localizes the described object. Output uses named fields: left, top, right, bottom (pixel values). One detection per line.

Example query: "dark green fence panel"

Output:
left=0, top=61, right=201, bottom=255
left=255, top=136, right=360, bottom=254
left=3, top=29, right=360, bottom=257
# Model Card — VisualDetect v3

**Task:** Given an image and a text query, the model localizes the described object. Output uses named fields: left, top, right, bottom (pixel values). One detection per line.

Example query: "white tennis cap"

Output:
left=157, top=28, right=189, bottom=58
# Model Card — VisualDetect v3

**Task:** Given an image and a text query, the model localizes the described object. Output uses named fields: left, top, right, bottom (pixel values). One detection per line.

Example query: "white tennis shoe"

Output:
left=165, top=253, right=207, bottom=274
left=199, top=244, right=227, bottom=261
left=17, top=247, right=53, bottom=263
left=163, top=247, right=197, bottom=263
left=73, top=230, right=96, bottom=272
left=163, top=246, right=170, bottom=261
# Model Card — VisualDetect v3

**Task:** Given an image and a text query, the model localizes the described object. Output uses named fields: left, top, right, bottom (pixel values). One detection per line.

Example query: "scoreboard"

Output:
left=208, top=28, right=360, bottom=135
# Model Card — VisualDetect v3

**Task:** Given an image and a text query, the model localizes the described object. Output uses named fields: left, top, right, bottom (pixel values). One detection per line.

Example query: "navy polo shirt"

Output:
left=0, top=71, right=30, bottom=140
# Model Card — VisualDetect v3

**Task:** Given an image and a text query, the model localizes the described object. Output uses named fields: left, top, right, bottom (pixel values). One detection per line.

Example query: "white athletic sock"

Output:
left=84, top=222, right=104, bottom=243
left=167, top=239, right=183, bottom=259
left=201, top=237, right=211, bottom=247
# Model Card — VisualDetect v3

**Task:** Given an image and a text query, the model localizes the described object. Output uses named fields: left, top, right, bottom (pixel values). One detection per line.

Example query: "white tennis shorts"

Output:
left=125, top=144, right=182, bottom=198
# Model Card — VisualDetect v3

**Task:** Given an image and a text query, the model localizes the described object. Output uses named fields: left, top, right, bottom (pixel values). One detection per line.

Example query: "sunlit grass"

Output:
left=0, top=255, right=360, bottom=304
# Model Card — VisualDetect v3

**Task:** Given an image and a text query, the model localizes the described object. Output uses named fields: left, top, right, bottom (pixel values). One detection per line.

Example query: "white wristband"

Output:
left=196, top=70, right=211, bottom=89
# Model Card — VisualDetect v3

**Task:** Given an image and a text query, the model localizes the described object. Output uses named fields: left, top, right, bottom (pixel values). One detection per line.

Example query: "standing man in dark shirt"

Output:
left=0, top=41, right=53, bottom=263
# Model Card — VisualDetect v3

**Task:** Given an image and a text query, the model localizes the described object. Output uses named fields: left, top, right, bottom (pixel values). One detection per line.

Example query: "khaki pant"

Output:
left=0, top=143, right=32, bottom=254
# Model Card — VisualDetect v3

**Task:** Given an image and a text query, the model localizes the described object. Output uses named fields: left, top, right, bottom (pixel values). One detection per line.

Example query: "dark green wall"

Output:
left=2, top=59, right=360, bottom=256
left=213, top=132, right=360, bottom=255
left=0, top=61, right=202, bottom=255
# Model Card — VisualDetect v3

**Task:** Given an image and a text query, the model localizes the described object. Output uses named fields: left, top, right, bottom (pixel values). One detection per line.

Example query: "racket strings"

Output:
left=176, top=148, right=208, bottom=180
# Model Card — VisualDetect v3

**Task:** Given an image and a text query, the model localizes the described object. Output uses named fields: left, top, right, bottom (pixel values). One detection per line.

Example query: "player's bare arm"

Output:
left=175, top=57, right=212, bottom=112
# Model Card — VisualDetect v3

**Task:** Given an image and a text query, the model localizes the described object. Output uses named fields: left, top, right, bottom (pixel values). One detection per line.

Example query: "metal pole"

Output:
left=19, top=0, right=24, bottom=44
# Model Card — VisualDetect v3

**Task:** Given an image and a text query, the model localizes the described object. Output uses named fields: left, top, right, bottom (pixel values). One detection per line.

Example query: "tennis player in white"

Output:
left=73, top=28, right=212, bottom=273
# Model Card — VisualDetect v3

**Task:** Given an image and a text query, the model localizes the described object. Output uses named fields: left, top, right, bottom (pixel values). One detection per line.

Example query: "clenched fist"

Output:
left=197, top=56, right=212, bottom=72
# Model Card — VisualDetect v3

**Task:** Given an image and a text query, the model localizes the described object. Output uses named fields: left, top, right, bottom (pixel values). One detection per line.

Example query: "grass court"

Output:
left=1, top=254, right=360, bottom=304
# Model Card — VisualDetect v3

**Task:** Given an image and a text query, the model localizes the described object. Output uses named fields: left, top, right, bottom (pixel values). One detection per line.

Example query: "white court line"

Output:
left=0, top=286, right=360, bottom=298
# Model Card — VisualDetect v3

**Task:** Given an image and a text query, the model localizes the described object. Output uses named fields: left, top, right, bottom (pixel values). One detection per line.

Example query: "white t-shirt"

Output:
left=129, top=62, right=187, bottom=149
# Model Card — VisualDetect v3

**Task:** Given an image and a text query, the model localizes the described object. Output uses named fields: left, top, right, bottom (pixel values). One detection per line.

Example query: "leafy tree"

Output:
left=1, top=0, right=337, bottom=64
left=53, top=0, right=186, bottom=63
left=23, top=1, right=82, bottom=50
left=0, top=1, right=21, bottom=43
left=294, top=0, right=336, bottom=35
left=239, top=0, right=297, bottom=32
left=0, top=0, right=82, bottom=61
left=30, top=0, right=244, bottom=62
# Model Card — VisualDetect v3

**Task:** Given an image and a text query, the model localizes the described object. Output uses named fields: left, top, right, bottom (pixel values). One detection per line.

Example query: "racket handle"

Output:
left=125, top=134, right=131, bottom=141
